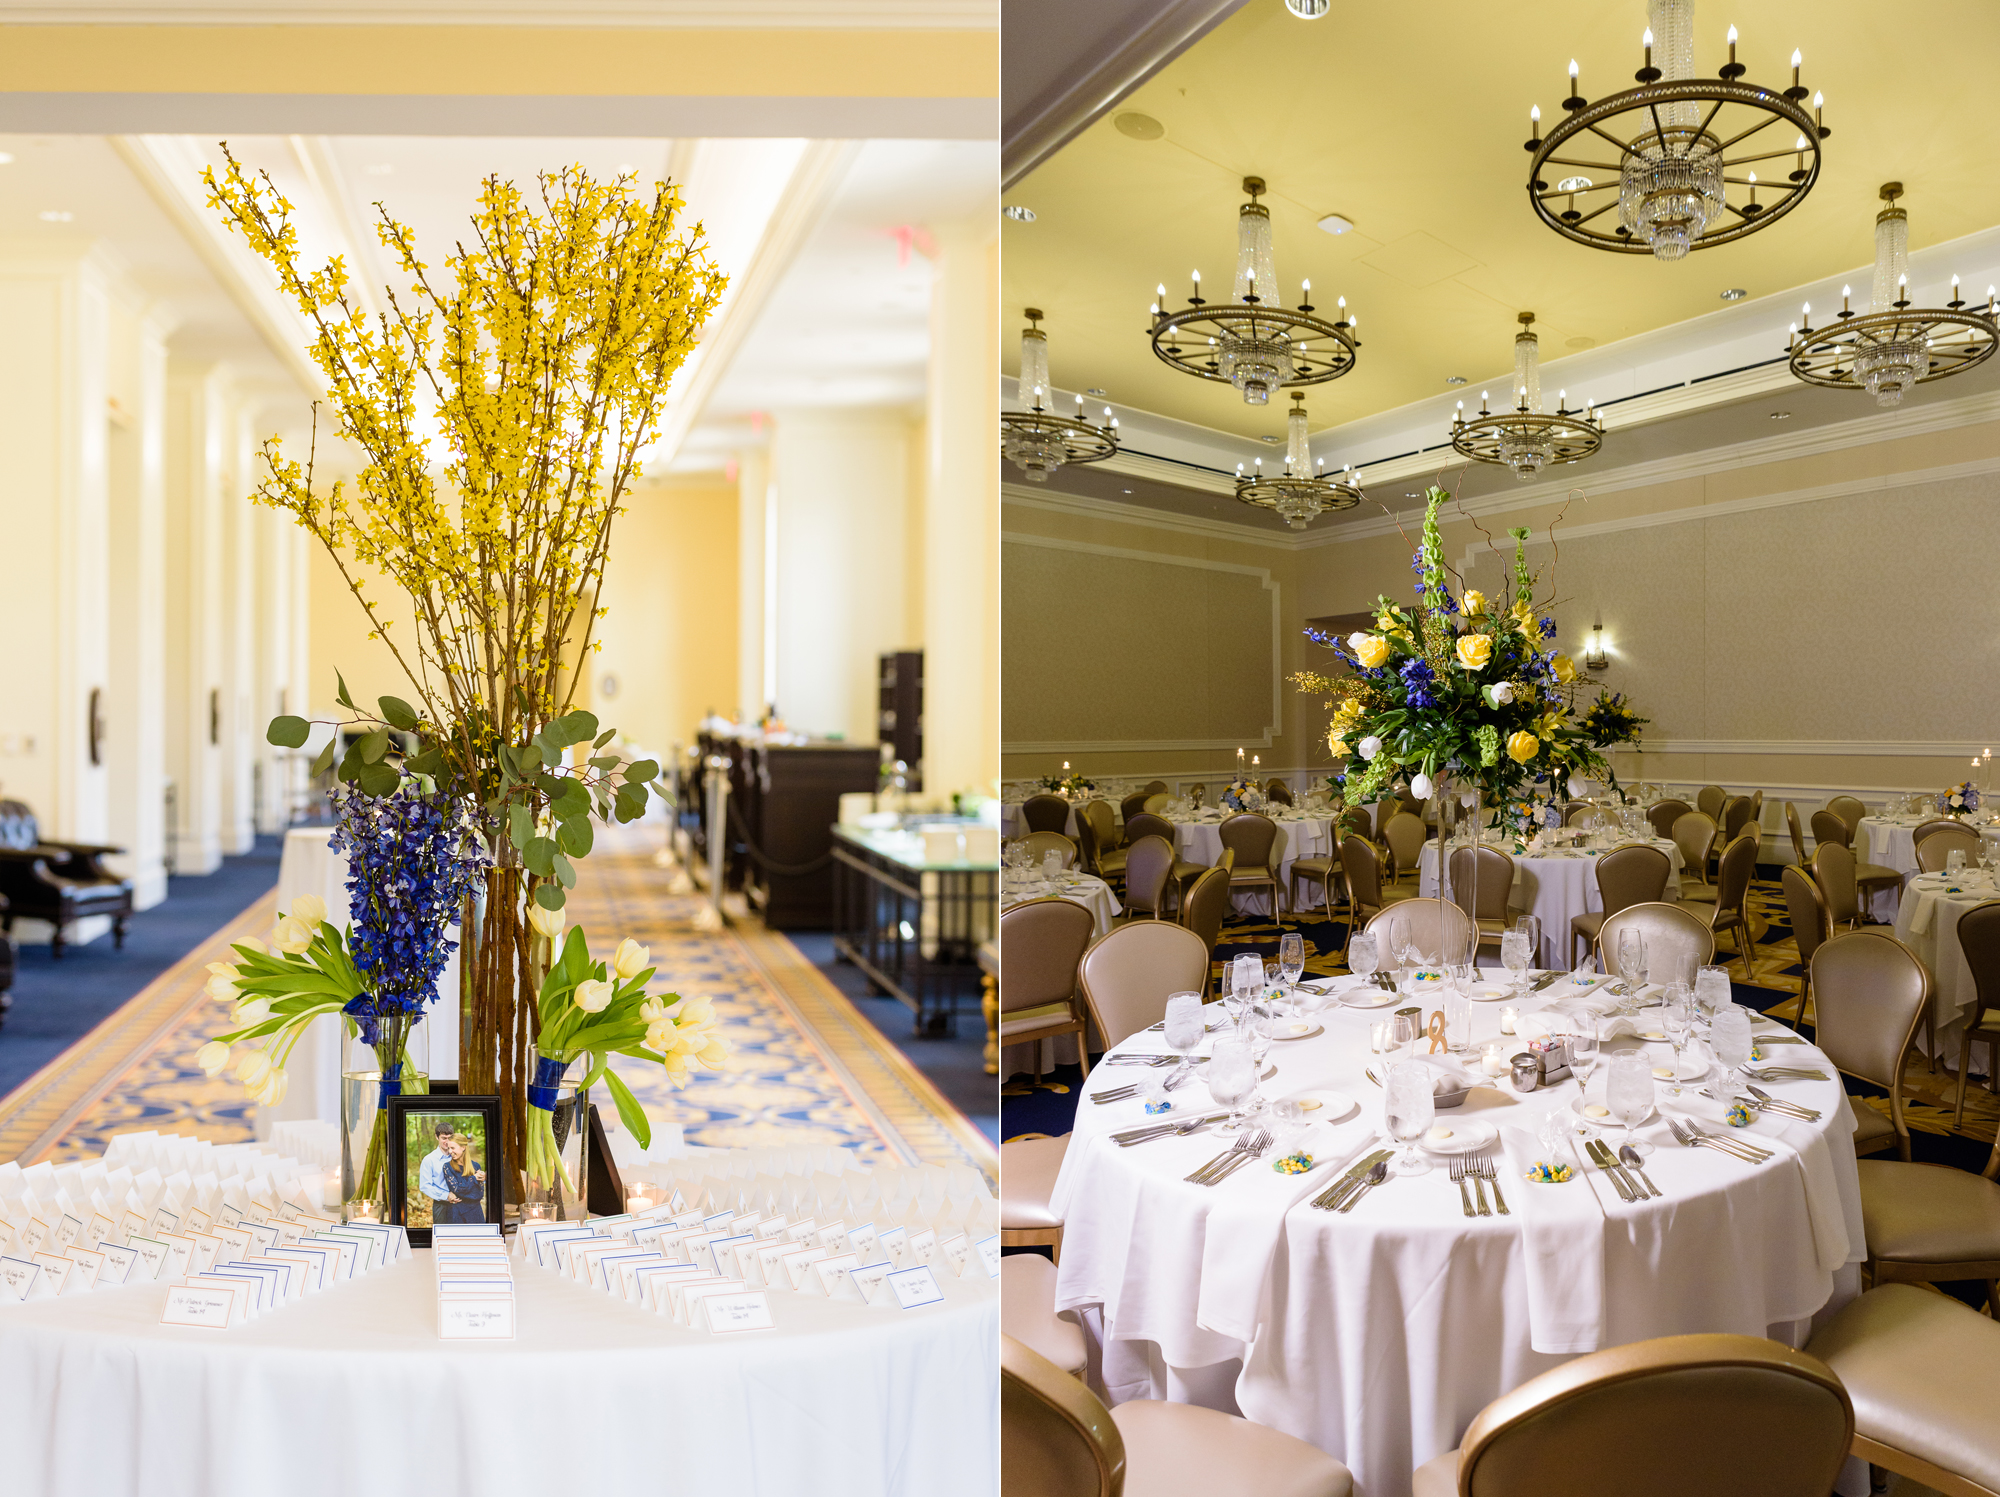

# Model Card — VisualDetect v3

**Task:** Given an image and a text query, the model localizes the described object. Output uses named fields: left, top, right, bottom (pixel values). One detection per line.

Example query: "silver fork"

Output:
left=1449, top=1156, right=1474, bottom=1218
left=1208, top=1128, right=1273, bottom=1186
left=1747, top=1084, right=1820, bottom=1121
left=1090, top=1084, right=1140, bottom=1104
left=1669, top=1116, right=1771, bottom=1163
left=1471, top=1156, right=1508, bottom=1215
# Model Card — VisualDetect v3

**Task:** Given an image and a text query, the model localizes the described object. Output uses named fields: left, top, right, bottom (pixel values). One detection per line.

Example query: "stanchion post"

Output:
left=695, top=752, right=730, bottom=931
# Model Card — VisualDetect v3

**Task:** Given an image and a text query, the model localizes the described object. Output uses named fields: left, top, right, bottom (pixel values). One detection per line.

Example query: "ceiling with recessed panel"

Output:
left=1002, top=0, right=2000, bottom=443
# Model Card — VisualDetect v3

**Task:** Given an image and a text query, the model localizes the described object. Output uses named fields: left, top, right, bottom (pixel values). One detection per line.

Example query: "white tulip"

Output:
left=645, top=1020, right=676, bottom=1051
left=1568, top=775, right=1588, bottom=798
left=613, top=938, right=650, bottom=979
left=639, top=997, right=669, bottom=1024
left=252, top=1067, right=289, bottom=1107
left=196, top=1041, right=233, bottom=1077
left=290, top=893, right=329, bottom=927
left=1486, top=682, right=1515, bottom=706
left=1346, top=631, right=1373, bottom=654
left=573, top=978, right=615, bottom=1014
left=205, top=973, right=240, bottom=1002
left=1410, top=773, right=1433, bottom=799
left=206, top=961, right=239, bottom=980
left=677, top=997, right=716, bottom=1028
left=1358, top=736, right=1383, bottom=761
left=234, top=1049, right=272, bottom=1087
left=233, top=997, right=271, bottom=1026
left=527, top=903, right=566, bottom=940
left=272, top=915, right=314, bottom=954
left=698, top=1038, right=732, bottom=1066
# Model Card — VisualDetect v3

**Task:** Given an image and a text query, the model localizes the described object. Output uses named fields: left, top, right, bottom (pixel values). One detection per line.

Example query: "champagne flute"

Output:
left=1606, top=1053, right=1655, bottom=1158
left=1384, top=1061, right=1435, bottom=1176
left=1661, top=982, right=1692, bottom=1096
left=1616, top=927, right=1648, bottom=1015
left=1279, top=931, right=1305, bottom=993
left=1568, top=1017, right=1600, bottom=1107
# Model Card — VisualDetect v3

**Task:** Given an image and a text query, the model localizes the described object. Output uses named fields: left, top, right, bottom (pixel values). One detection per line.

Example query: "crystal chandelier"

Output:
left=1450, top=314, right=1605, bottom=481
left=1525, top=0, right=1829, bottom=259
left=1000, top=309, right=1118, bottom=483
left=1149, top=177, right=1357, bottom=405
left=1235, top=393, right=1362, bottom=529
left=1788, top=185, right=1999, bottom=408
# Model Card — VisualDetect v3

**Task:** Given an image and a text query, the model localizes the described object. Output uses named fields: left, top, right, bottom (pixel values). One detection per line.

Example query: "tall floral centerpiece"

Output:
left=205, top=147, right=731, bottom=1202
left=1576, top=691, right=1650, bottom=804
left=1294, top=488, right=1604, bottom=860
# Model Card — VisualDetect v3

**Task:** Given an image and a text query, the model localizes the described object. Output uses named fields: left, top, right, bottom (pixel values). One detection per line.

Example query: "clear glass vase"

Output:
left=519, top=1066, right=589, bottom=1225
left=340, top=1012, right=429, bottom=1224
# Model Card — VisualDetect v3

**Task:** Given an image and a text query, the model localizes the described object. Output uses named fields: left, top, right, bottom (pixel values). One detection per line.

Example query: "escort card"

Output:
left=536, top=1229, right=599, bottom=1271
left=60, top=1244, right=106, bottom=1290
left=264, top=1246, right=328, bottom=1292
left=876, top=1226, right=909, bottom=1266
left=160, top=1279, right=243, bottom=1329
left=211, top=1225, right=255, bottom=1260
left=677, top=1278, right=748, bottom=1328
left=700, top=1209, right=735, bottom=1234
left=938, top=1234, right=970, bottom=1276
left=785, top=1217, right=819, bottom=1244
left=432, top=1223, right=501, bottom=1241
left=884, top=1264, right=946, bottom=1310
left=87, top=1212, right=118, bottom=1248
left=782, top=1245, right=830, bottom=1291
left=204, top=1266, right=273, bottom=1314
left=636, top=1263, right=704, bottom=1311
left=702, top=1289, right=775, bottom=1334
left=52, top=1213, right=84, bottom=1249
left=324, top=1228, right=381, bottom=1271
left=618, top=1257, right=682, bottom=1304
left=706, top=1233, right=756, bottom=1277
left=907, top=1228, right=938, bottom=1266
left=850, top=1260, right=894, bottom=1303
left=18, top=1216, right=52, bottom=1255
left=755, top=1215, right=789, bottom=1239
left=814, top=1221, right=851, bottom=1253
left=811, top=1253, right=864, bottom=1303
left=0, top=1256, right=47, bottom=1302
left=184, top=1207, right=214, bottom=1237
left=299, top=1234, right=358, bottom=1279
left=975, top=1235, right=1001, bottom=1278
left=151, top=1208, right=180, bottom=1238
left=184, top=1232, right=225, bottom=1274
left=31, top=1252, right=76, bottom=1297
left=241, top=1221, right=281, bottom=1254
left=119, top=1210, right=150, bottom=1246
left=239, top=1256, right=299, bottom=1303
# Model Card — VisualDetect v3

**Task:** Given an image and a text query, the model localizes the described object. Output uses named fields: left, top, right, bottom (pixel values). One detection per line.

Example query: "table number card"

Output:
left=975, top=1235, right=1001, bottom=1279
left=703, top=1290, right=775, bottom=1334
left=883, top=1264, right=946, bottom=1311
left=0, top=1256, right=47, bottom=1302
left=160, top=1279, right=243, bottom=1329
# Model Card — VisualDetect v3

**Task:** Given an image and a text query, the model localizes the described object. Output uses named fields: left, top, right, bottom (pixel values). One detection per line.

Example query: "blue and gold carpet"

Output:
left=1, top=828, right=994, bottom=1185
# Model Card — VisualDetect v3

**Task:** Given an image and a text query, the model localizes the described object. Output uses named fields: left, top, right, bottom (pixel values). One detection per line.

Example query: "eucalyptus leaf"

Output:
left=336, top=671, right=356, bottom=711
left=533, top=882, right=565, bottom=911
left=522, top=836, right=557, bottom=877
left=358, top=728, right=391, bottom=764
left=357, top=761, right=402, bottom=797
left=310, top=738, right=338, bottom=778
left=556, top=818, right=593, bottom=857
left=377, top=695, right=419, bottom=731
left=594, top=728, right=617, bottom=748
left=509, top=803, right=534, bottom=849
left=553, top=852, right=576, bottom=889
left=623, top=759, right=659, bottom=784
left=266, top=715, right=311, bottom=748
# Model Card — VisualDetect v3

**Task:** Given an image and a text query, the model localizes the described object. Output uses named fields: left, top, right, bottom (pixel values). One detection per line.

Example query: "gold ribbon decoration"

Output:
left=1426, top=1011, right=1449, bottom=1054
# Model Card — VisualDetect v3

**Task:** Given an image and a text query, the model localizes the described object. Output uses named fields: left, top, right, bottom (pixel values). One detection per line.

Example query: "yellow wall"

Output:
left=306, top=546, right=418, bottom=720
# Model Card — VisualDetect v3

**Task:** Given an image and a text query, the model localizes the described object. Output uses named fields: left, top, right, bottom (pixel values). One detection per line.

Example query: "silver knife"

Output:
left=1530, top=972, right=1563, bottom=992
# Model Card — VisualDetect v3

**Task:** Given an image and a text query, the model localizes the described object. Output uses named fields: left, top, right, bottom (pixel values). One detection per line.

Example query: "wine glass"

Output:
left=1500, top=930, right=1531, bottom=998
left=1711, top=1004, right=1753, bottom=1091
left=1616, top=927, right=1648, bottom=1014
left=1348, top=931, right=1380, bottom=992
left=1660, top=982, right=1692, bottom=1096
left=1694, top=965, right=1730, bottom=1035
left=1606, top=1053, right=1655, bottom=1158
left=1206, top=1035, right=1258, bottom=1133
left=1163, top=992, right=1205, bottom=1084
left=1384, top=1060, right=1435, bottom=1176
left=1568, top=1017, right=1601, bottom=1104
left=1279, top=931, right=1305, bottom=992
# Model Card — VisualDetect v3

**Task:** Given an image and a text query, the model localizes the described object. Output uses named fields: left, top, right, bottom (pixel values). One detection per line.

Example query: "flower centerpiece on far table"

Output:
left=1221, top=778, right=1262, bottom=811
left=1038, top=769, right=1096, bottom=798
left=1576, top=690, right=1651, bottom=804
left=1940, top=782, right=1981, bottom=817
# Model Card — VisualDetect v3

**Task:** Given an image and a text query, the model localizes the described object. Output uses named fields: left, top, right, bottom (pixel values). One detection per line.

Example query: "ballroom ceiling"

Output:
left=1001, top=0, right=2000, bottom=444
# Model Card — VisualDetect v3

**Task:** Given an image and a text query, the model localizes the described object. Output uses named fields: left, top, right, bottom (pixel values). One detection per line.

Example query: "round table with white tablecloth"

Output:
left=1859, top=815, right=2000, bottom=878
left=1166, top=813, right=1335, bottom=917
left=999, top=800, right=1084, bottom=840
left=1892, top=869, right=2000, bottom=1071
left=1000, top=870, right=1123, bottom=938
left=1416, top=838, right=1683, bottom=970
left=1050, top=973, right=1865, bottom=1497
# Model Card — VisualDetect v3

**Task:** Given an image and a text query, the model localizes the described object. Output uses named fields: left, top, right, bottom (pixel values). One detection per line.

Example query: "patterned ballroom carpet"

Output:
left=1, top=827, right=995, bottom=1184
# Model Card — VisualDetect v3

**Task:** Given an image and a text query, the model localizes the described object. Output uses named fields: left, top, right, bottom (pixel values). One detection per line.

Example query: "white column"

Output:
left=216, top=402, right=259, bottom=854
left=254, top=495, right=294, bottom=835
left=164, top=363, right=230, bottom=875
left=922, top=219, right=1001, bottom=799
left=735, top=445, right=770, bottom=723
left=768, top=410, right=913, bottom=743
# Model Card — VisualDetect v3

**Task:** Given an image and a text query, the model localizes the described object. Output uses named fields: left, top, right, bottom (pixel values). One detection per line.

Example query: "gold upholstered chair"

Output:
left=1123, top=812, right=1176, bottom=848
left=1952, top=901, right=2000, bottom=1127
left=1000, top=1134, right=1070, bottom=1262
left=1000, top=1253, right=1085, bottom=1380
left=1012, top=831, right=1078, bottom=870
left=1596, top=902, right=1714, bottom=989
left=1118, top=790, right=1155, bottom=832
left=1338, top=836, right=1413, bottom=957
left=1646, top=798, right=1693, bottom=840
left=1119, top=835, right=1176, bottom=922
left=1827, top=794, right=1868, bottom=839
left=1812, top=841, right=1865, bottom=931
left=1076, top=920, right=1209, bottom=1052
left=1712, top=794, right=1755, bottom=867
left=1263, top=777, right=1295, bottom=807
left=1917, top=823, right=1985, bottom=872
left=1380, top=810, right=1429, bottom=885
left=1217, top=811, right=1285, bottom=922
left=1782, top=864, right=1833, bottom=1016
left=1073, top=802, right=1127, bottom=881
left=1408, top=1334, right=1851, bottom=1497
left=1786, top=801, right=1808, bottom=869
left=1695, top=784, right=1727, bottom=821
left=1179, top=864, right=1235, bottom=999
left=1569, top=842, right=1671, bottom=969
left=998, top=897, right=1097, bottom=1091
left=1021, top=793, right=1073, bottom=835
left=1812, top=930, right=1927, bottom=1163
left=1672, top=810, right=1718, bottom=895
left=1445, top=843, right=1527, bottom=959
left=1697, top=833, right=1760, bottom=981
left=1809, top=807, right=1853, bottom=850
left=1366, top=897, right=1476, bottom=968
left=1912, top=816, right=1968, bottom=850
left=1003, top=1335, right=1354, bottom=1497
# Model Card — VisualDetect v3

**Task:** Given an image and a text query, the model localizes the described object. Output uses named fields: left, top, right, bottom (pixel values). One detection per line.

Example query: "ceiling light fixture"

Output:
left=1721, top=287, right=1748, bottom=300
left=1001, top=309, right=1118, bottom=483
left=1317, top=213, right=1355, bottom=235
left=38, top=210, right=71, bottom=222
left=1149, top=176, right=1358, bottom=405
left=1449, top=312, right=1606, bottom=481
left=1769, top=411, right=1791, bottom=420
left=1235, top=393, right=1362, bottom=530
left=1285, top=0, right=1330, bottom=16
left=1003, top=205, right=1036, bottom=223
left=1525, top=3, right=1830, bottom=259
left=1114, top=112, right=1165, bottom=141
left=1446, top=374, right=1468, bottom=385
left=1787, top=183, right=1998, bottom=408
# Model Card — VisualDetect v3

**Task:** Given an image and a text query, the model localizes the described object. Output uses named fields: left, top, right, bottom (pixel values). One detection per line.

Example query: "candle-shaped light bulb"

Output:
left=1337, top=295, right=1347, bottom=312
left=1157, top=283, right=1166, bottom=300
left=1103, top=406, right=1112, bottom=422
left=1802, top=301, right=1811, bottom=317
left=1301, top=277, right=1311, bottom=301
left=1952, top=274, right=1962, bottom=299
left=1569, top=58, right=1579, bottom=77
left=1531, top=104, right=1540, bottom=123
left=1558, top=388, right=1566, bottom=408
left=1062, top=761, right=1069, bottom=771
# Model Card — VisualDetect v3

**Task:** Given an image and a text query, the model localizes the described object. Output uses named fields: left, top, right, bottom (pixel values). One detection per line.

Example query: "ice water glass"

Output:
left=1711, top=1004, right=1753, bottom=1089
left=1207, top=1035, right=1258, bottom=1133
left=1349, top=932, right=1380, bottom=987
left=1500, top=931, right=1531, bottom=996
left=1694, top=965, right=1730, bottom=1033
left=1947, top=848, right=1967, bottom=879
left=1606, top=1053, right=1655, bottom=1157
left=1384, top=1061, right=1435, bottom=1176
left=1164, top=992, right=1204, bottom=1081
left=1512, top=914, right=1542, bottom=969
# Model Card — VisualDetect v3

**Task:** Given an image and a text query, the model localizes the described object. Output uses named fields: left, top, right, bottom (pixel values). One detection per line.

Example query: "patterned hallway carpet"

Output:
left=1, top=827, right=994, bottom=1184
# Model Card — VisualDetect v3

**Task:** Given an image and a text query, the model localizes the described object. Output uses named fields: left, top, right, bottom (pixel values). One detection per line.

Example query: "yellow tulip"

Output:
left=1507, top=731, right=1541, bottom=764
left=1551, top=654, right=1578, bottom=683
left=1462, top=589, right=1486, bottom=615
left=1328, top=735, right=1351, bottom=758
left=1455, top=634, right=1493, bottom=670
left=1353, top=635, right=1391, bottom=669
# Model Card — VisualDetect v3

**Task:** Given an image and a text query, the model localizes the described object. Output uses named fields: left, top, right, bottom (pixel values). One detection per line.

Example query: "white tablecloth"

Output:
left=1168, top=815, right=1335, bottom=917
left=0, top=1247, right=997, bottom=1497
left=262, top=828, right=461, bottom=1140
left=1892, top=870, right=2000, bottom=1071
left=1416, top=839, right=1683, bottom=970
left=1001, top=872, right=1122, bottom=938
left=1051, top=974, right=1865, bottom=1497
left=999, top=802, right=1083, bottom=839
left=1860, top=816, right=2000, bottom=878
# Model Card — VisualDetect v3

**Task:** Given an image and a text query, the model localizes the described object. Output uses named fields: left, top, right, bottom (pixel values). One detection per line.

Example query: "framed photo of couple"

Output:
left=386, top=1094, right=505, bottom=1246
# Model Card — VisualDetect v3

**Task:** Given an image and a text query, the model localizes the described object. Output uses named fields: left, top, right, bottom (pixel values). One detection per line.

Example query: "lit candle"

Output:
left=1482, top=1042, right=1508, bottom=1077
left=350, top=1197, right=379, bottom=1223
left=626, top=1194, right=651, bottom=1215
left=522, top=1201, right=554, bottom=1223
left=1500, top=1006, right=1519, bottom=1035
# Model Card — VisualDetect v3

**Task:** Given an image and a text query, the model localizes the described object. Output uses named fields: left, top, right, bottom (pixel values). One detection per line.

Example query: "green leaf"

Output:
left=622, top=759, right=659, bottom=784
left=519, top=742, right=544, bottom=770
left=335, top=671, right=356, bottom=711
left=404, top=749, right=442, bottom=775
left=310, top=737, right=338, bottom=778
left=556, top=818, right=593, bottom=857
left=593, top=728, right=617, bottom=748
left=587, top=755, right=621, bottom=770
left=552, top=852, right=576, bottom=889
left=358, top=728, right=391, bottom=764
left=357, top=761, right=402, bottom=797
left=533, top=882, right=565, bottom=911
left=377, top=695, right=419, bottom=731
left=600, top=1067, right=652, bottom=1151
left=553, top=779, right=590, bottom=817
left=551, top=710, right=600, bottom=748
left=508, top=803, right=534, bottom=849
left=266, top=715, right=311, bottom=748
left=521, top=836, right=557, bottom=877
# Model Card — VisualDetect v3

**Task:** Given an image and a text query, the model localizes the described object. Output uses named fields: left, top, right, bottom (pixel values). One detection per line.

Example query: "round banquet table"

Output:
left=1893, top=868, right=2000, bottom=1071
left=1167, top=813, right=1335, bottom=917
left=1415, top=838, right=1683, bottom=970
left=1050, top=972, right=1866, bottom=1497
left=1859, top=814, right=2000, bottom=879
left=1000, top=869, right=1122, bottom=938
left=0, top=1247, right=998, bottom=1497
left=999, top=800, right=1083, bottom=840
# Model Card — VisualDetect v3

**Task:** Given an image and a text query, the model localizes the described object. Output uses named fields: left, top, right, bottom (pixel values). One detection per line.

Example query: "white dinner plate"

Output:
left=1283, top=1087, right=1357, bottom=1122
left=1419, top=1118, right=1497, bottom=1155
left=1272, top=1022, right=1324, bottom=1042
left=1341, top=984, right=1402, bottom=1008
left=1465, top=983, right=1515, bottom=1002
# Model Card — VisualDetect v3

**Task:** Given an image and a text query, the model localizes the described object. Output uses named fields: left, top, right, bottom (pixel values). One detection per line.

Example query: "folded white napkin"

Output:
left=1498, top=1123, right=1609, bottom=1355
left=1666, top=1092, right=1856, bottom=1273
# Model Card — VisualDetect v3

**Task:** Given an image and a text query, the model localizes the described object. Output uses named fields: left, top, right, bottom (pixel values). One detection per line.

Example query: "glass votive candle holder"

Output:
left=1499, top=1006, right=1520, bottom=1034
left=1482, top=1041, right=1508, bottom=1077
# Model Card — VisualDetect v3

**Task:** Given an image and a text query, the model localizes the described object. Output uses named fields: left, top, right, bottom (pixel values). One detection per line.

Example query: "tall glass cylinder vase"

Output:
left=340, top=1013, right=429, bottom=1224
left=520, top=1060, right=589, bottom=1224
left=459, top=864, right=548, bottom=1218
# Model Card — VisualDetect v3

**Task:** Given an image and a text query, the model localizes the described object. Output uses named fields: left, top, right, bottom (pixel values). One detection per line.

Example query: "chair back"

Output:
left=1670, top=811, right=1716, bottom=883
left=1143, top=793, right=1170, bottom=815
left=1012, top=831, right=1077, bottom=870
left=1912, top=816, right=1966, bottom=848
left=1217, top=812, right=1278, bottom=874
left=1072, top=813, right=1104, bottom=876
left=1141, top=780, right=1168, bottom=795
left=1337, top=807, right=1373, bottom=840
left=1339, top=835, right=1385, bottom=910
left=1827, top=795, right=1867, bottom=835
left=1748, top=789, right=1764, bottom=822
left=1713, top=832, right=1758, bottom=919
left=1001, top=1335, right=1121, bottom=1497
left=1366, top=898, right=1475, bottom=966
left=1118, top=791, right=1154, bottom=827
left=1811, top=931, right=1929, bottom=1092
left=1808, top=808, right=1852, bottom=851
left=1453, top=1333, right=1851, bottom=1497
left=1915, top=823, right=1983, bottom=871
left=1180, top=865, right=1233, bottom=978
left=1020, top=794, right=1072, bottom=836
left=1785, top=802, right=1806, bottom=867
left=1595, top=843, right=1671, bottom=916
left=1077, top=920, right=1210, bottom=1050
left=0, top=800, right=38, bottom=850
left=1123, top=813, right=1175, bottom=848
left=1121, top=835, right=1176, bottom=917
left=1782, top=865, right=1833, bottom=970
left=998, top=899, right=1096, bottom=1014
left=1695, top=784, right=1726, bottom=820
left=1382, top=811, right=1428, bottom=876
left=1955, top=901, right=2000, bottom=1043
left=1596, top=902, right=1714, bottom=986
left=1263, top=778, right=1295, bottom=806
left=1076, top=798, right=1116, bottom=851
left=1810, top=841, right=1860, bottom=927
left=1721, top=795, right=1755, bottom=842
left=1646, top=799, right=1692, bottom=839
left=1445, top=844, right=1516, bottom=922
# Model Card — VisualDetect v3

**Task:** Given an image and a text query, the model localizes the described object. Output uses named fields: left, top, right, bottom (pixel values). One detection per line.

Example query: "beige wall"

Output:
left=305, top=544, right=418, bottom=721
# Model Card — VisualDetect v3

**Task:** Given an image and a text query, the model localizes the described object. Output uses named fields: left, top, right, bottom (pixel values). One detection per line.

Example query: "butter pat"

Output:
left=1652, top=1067, right=1675, bottom=1079
left=1582, top=1104, right=1611, bottom=1119
left=1426, top=1126, right=1453, bottom=1141
left=1297, top=1099, right=1322, bottom=1112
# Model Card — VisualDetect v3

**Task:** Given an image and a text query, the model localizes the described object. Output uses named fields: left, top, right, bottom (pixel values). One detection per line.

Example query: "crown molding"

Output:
left=1635, top=740, right=1999, bottom=758
left=1002, top=480, right=1294, bottom=547
left=0, top=2, right=998, bottom=26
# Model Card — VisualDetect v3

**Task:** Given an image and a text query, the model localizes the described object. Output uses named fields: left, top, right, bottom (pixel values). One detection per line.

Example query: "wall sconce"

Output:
left=1584, top=619, right=1609, bottom=672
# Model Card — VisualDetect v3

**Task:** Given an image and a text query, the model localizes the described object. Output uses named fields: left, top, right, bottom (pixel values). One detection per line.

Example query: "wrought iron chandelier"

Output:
left=1000, top=309, right=1118, bottom=483
left=1788, top=184, right=1999, bottom=408
left=1148, top=176, right=1357, bottom=405
left=1450, top=314, right=1605, bottom=481
left=1235, top=393, right=1362, bottom=529
left=1525, top=0, right=1829, bottom=260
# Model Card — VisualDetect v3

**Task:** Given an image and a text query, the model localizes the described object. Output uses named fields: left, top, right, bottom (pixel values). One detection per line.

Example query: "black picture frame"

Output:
left=385, top=1092, right=505, bottom=1248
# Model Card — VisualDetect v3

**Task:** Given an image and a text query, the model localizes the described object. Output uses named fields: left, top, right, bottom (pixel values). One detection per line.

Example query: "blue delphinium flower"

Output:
left=1399, top=658, right=1438, bottom=709
left=1540, top=617, right=1558, bottom=638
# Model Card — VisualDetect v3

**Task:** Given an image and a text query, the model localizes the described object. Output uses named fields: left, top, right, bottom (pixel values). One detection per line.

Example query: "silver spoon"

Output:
left=1339, top=1159, right=1390, bottom=1213
left=1618, top=1142, right=1663, bottom=1197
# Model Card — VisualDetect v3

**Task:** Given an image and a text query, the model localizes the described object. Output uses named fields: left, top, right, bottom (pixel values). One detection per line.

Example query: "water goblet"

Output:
left=1947, top=847, right=1967, bottom=880
left=1710, top=1004, right=1753, bottom=1091
left=1384, top=1061, right=1435, bottom=1176
left=1500, top=930, right=1532, bottom=998
left=1163, top=991, right=1205, bottom=1083
left=1206, top=1035, right=1258, bottom=1134
left=1694, top=965, right=1730, bottom=1034
left=1348, top=932, right=1380, bottom=991
left=1606, top=1052, right=1655, bottom=1157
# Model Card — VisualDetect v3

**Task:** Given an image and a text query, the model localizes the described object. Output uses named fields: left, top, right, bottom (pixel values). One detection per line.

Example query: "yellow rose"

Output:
left=1551, top=654, right=1578, bottom=683
left=1462, top=589, right=1486, bottom=615
left=1455, top=634, right=1493, bottom=670
left=1507, top=731, right=1541, bottom=765
left=1353, top=635, right=1391, bottom=669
